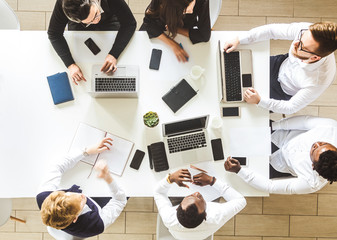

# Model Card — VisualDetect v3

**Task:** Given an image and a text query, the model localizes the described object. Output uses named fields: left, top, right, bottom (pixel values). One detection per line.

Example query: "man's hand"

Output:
left=86, top=137, right=113, bottom=155
left=169, top=169, right=192, bottom=188
left=244, top=88, right=261, bottom=104
left=68, top=63, right=86, bottom=85
left=170, top=40, right=189, bottom=63
left=193, top=173, right=215, bottom=186
left=224, top=157, right=241, bottom=173
left=223, top=36, right=240, bottom=53
left=101, top=54, right=117, bottom=73
left=95, top=160, right=113, bottom=184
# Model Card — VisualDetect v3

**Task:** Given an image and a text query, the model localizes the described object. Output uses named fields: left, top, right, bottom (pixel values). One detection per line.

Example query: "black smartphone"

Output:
left=211, top=138, right=224, bottom=161
left=232, top=157, right=247, bottom=166
left=84, top=38, right=101, bottom=55
left=149, top=48, right=162, bottom=70
left=222, top=107, right=240, bottom=117
left=130, top=150, right=145, bottom=170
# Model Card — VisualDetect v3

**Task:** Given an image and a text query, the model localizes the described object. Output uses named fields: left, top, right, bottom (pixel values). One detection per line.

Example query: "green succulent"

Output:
left=143, top=111, right=159, bottom=128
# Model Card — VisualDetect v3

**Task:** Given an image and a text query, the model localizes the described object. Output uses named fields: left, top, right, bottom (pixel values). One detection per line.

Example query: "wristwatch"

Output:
left=82, top=148, right=89, bottom=157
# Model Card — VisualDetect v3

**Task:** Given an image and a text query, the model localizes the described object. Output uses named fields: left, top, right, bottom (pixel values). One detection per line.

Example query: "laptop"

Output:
left=217, top=40, right=254, bottom=103
left=162, top=115, right=213, bottom=166
left=88, top=64, right=139, bottom=98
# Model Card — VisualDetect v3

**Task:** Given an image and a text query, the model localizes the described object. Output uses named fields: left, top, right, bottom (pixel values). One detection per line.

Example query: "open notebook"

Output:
left=69, top=123, right=134, bottom=176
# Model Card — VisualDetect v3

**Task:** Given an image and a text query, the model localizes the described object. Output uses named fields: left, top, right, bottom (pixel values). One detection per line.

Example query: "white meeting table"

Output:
left=0, top=31, right=270, bottom=198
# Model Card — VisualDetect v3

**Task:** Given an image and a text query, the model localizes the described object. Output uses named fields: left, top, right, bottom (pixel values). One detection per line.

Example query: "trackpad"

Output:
left=114, top=67, right=126, bottom=77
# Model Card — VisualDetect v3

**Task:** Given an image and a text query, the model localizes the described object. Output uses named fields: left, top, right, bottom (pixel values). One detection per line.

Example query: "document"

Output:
left=69, top=123, right=134, bottom=176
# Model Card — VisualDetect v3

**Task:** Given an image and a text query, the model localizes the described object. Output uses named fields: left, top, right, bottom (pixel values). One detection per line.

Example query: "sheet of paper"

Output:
left=229, top=127, right=271, bottom=157
left=98, top=133, right=134, bottom=176
left=68, top=122, right=105, bottom=165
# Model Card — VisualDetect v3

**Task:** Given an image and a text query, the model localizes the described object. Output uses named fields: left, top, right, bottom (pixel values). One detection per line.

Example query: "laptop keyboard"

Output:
left=224, top=51, right=242, bottom=101
left=167, top=132, right=207, bottom=154
left=95, top=78, right=136, bottom=92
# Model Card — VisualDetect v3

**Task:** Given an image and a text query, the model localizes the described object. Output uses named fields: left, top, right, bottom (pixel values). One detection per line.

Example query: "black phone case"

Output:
left=130, top=150, right=145, bottom=170
left=211, top=138, right=224, bottom=161
left=84, top=38, right=101, bottom=55
left=149, top=49, right=162, bottom=70
left=232, top=157, right=247, bottom=165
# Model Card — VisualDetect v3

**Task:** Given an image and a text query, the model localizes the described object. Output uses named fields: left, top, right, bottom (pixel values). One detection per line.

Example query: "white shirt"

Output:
left=154, top=177, right=246, bottom=240
left=38, top=149, right=127, bottom=228
left=239, top=22, right=336, bottom=114
left=237, top=116, right=337, bottom=194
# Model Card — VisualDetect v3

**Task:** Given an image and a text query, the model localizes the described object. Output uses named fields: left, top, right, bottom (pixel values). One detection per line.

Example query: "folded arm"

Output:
left=272, top=115, right=337, bottom=131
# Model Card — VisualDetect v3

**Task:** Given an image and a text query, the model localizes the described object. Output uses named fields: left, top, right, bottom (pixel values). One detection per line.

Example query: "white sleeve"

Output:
left=237, top=168, right=317, bottom=194
left=100, top=180, right=127, bottom=228
left=239, top=22, right=311, bottom=44
left=154, top=177, right=177, bottom=227
left=272, top=115, right=337, bottom=131
left=38, top=149, right=84, bottom=192
left=211, top=180, right=246, bottom=224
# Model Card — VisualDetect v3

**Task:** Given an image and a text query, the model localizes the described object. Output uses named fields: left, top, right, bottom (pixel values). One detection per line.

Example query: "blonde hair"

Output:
left=40, top=191, right=81, bottom=229
left=310, top=21, right=337, bottom=57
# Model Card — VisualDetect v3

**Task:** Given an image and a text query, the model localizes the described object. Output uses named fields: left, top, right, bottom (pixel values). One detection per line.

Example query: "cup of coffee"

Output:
left=190, top=65, right=205, bottom=81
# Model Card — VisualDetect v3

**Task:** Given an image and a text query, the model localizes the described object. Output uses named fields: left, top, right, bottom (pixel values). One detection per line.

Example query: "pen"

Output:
left=179, top=43, right=189, bottom=61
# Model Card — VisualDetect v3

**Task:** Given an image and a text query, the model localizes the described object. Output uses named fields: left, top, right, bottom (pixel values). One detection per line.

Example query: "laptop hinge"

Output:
left=167, top=128, right=203, bottom=138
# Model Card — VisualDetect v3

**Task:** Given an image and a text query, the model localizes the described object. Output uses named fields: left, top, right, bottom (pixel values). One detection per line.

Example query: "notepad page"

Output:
left=69, top=123, right=106, bottom=165
left=97, top=133, right=134, bottom=176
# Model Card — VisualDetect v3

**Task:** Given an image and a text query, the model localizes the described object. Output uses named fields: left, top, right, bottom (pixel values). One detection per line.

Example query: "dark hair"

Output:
left=62, top=0, right=93, bottom=22
left=146, top=0, right=193, bottom=38
left=314, top=150, right=337, bottom=184
left=176, top=203, right=206, bottom=228
left=310, top=22, right=337, bottom=57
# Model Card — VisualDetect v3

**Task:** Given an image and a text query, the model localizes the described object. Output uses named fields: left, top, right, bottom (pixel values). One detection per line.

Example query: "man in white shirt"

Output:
left=36, top=137, right=127, bottom=238
left=155, top=169, right=246, bottom=240
left=224, top=22, right=337, bottom=114
left=225, top=116, right=337, bottom=194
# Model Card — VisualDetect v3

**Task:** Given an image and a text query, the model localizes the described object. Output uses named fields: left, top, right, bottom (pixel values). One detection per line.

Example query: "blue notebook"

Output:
left=47, top=72, right=74, bottom=105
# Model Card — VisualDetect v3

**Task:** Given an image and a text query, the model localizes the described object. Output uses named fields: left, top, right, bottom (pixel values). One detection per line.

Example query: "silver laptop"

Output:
left=217, top=40, right=254, bottom=103
left=89, top=64, right=139, bottom=98
left=162, top=115, right=213, bottom=167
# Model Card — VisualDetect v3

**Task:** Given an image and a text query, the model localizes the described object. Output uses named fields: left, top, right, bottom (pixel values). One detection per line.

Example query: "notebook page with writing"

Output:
left=98, top=133, right=134, bottom=176
left=69, top=123, right=105, bottom=165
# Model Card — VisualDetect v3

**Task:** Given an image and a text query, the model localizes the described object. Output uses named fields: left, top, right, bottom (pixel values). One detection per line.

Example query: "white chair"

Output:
left=47, top=226, right=86, bottom=240
left=156, top=214, right=213, bottom=240
left=0, top=198, right=26, bottom=227
left=209, top=0, right=222, bottom=28
left=0, top=0, right=20, bottom=30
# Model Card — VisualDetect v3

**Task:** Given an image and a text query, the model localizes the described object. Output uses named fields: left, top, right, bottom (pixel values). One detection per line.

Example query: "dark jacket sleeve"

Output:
left=141, top=0, right=165, bottom=39
left=47, top=0, right=75, bottom=68
left=108, top=0, right=136, bottom=59
left=189, top=0, right=211, bottom=44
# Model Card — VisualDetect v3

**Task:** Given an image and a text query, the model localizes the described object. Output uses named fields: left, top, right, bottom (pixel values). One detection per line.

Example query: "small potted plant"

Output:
left=143, top=111, right=159, bottom=128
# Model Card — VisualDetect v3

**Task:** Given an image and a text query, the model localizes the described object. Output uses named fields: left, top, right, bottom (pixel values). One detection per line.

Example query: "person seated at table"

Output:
left=223, top=22, right=337, bottom=114
left=48, top=0, right=136, bottom=84
left=140, top=0, right=211, bottom=62
left=225, top=115, right=337, bottom=194
left=155, top=169, right=246, bottom=239
left=36, top=138, right=127, bottom=238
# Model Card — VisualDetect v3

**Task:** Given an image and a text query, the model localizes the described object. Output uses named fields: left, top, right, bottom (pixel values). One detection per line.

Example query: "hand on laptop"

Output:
left=95, top=160, right=113, bottom=184
left=224, top=157, right=241, bottom=173
left=101, top=54, right=117, bottom=74
left=169, top=169, right=192, bottom=188
left=86, top=137, right=113, bottom=155
left=223, top=36, right=240, bottom=53
left=68, top=63, right=86, bottom=85
left=192, top=173, right=215, bottom=186
left=244, top=88, right=261, bottom=104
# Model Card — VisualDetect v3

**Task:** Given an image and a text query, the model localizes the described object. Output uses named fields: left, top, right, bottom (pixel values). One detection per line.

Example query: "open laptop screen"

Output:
left=163, top=115, right=208, bottom=137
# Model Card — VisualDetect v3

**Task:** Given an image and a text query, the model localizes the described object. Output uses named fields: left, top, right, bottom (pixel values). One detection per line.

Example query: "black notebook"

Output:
left=162, top=79, right=197, bottom=113
left=148, top=142, right=169, bottom=172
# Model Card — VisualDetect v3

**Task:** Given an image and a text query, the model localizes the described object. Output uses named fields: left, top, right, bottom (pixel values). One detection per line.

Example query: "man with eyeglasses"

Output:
left=48, top=0, right=136, bottom=84
left=224, top=22, right=337, bottom=114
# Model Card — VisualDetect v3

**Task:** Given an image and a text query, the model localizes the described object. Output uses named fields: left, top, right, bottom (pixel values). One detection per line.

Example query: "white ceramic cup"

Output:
left=211, top=116, right=223, bottom=129
left=189, top=65, right=205, bottom=81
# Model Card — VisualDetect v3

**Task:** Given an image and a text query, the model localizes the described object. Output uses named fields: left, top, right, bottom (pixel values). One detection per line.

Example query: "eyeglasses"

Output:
left=81, top=0, right=104, bottom=28
left=297, top=29, right=320, bottom=57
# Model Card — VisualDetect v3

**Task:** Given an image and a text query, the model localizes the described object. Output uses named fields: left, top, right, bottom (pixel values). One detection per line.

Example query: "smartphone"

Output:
left=211, top=138, right=224, bottom=161
left=149, top=48, right=162, bottom=70
left=130, top=150, right=145, bottom=170
left=84, top=38, right=101, bottom=55
left=222, top=107, right=240, bottom=117
left=232, top=157, right=247, bottom=166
